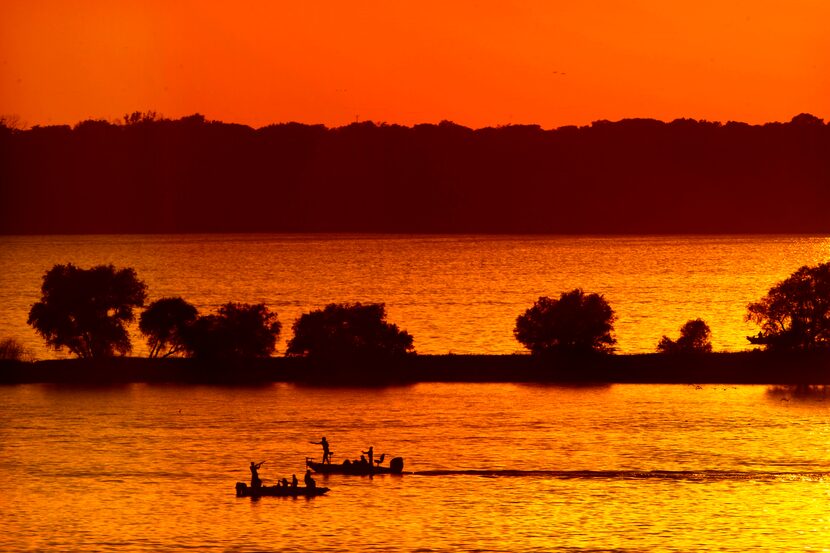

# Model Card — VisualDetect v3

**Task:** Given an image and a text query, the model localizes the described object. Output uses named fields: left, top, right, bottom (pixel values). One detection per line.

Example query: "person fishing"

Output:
left=311, top=436, right=331, bottom=464
left=291, top=474, right=298, bottom=488
left=249, top=461, right=265, bottom=488
left=362, top=446, right=374, bottom=472
left=304, top=469, right=316, bottom=489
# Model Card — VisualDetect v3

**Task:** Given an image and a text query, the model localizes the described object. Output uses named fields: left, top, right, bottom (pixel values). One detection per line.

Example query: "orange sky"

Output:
left=1, top=0, right=827, bottom=129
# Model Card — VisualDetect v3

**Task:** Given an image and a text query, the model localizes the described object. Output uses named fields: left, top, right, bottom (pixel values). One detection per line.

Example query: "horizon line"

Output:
left=3, top=111, right=826, bottom=133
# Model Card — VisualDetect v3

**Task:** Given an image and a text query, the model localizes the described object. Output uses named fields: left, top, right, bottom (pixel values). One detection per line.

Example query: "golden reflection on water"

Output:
left=0, top=234, right=828, bottom=358
left=3, top=383, right=830, bottom=551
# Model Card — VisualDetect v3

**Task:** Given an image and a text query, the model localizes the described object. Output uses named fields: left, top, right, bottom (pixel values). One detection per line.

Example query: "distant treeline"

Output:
left=1, top=113, right=829, bottom=234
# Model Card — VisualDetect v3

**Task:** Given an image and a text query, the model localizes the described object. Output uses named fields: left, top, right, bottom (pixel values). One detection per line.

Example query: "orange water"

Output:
left=2, top=383, right=830, bottom=552
left=1, top=234, right=828, bottom=358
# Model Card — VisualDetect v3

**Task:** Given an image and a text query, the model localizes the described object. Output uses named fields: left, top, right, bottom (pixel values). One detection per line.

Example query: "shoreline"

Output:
left=2, top=351, right=829, bottom=385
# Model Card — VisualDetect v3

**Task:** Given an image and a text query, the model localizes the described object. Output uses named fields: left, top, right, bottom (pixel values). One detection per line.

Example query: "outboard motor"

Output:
left=236, top=482, right=247, bottom=496
left=389, top=457, right=404, bottom=474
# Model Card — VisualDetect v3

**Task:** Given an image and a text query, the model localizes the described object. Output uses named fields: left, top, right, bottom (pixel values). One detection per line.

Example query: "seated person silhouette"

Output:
left=304, top=469, right=316, bottom=489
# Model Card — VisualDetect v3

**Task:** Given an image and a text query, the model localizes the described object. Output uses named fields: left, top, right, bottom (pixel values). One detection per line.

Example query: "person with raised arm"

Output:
left=310, top=436, right=331, bottom=464
left=249, top=460, right=265, bottom=488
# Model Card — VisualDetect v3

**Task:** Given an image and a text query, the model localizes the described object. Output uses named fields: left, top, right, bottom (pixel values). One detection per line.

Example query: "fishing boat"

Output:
left=306, top=456, right=404, bottom=475
left=235, top=482, right=329, bottom=497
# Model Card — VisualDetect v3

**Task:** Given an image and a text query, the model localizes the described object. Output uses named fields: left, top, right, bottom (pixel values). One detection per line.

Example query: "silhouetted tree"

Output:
left=514, top=289, right=616, bottom=355
left=746, top=262, right=830, bottom=350
left=121, top=111, right=160, bottom=126
left=790, top=113, right=825, bottom=127
left=139, top=297, right=199, bottom=358
left=0, top=338, right=32, bottom=361
left=27, top=264, right=147, bottom=358
left=657, top=318, right=713, bottom=353
left=286, top=302, right=414, bottom=361
left=0, top=114, right=24, bottom=131
left=183, top=302, right=281, bottom=359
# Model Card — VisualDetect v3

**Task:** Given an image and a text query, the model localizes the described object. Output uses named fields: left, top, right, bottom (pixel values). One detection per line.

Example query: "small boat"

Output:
left=307, top=456, right=404, bottom=475
left=235, top=482, right=329, bottom=498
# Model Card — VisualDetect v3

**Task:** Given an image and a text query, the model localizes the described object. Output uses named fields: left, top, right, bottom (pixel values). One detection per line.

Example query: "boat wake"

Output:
left=411, top=469, right=829, bottom=482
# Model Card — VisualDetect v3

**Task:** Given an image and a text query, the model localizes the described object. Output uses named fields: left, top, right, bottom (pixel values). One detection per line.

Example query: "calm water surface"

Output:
left=2, top=383, right=830, bottom=552
left=0, top=234, right=828, bottom=357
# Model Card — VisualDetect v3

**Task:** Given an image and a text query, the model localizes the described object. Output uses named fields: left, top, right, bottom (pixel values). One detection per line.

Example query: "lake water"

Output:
left=0, top=234, right=829, bottom=358
left=3, top=235, right=830, bottom=550
left=2, top=383, right=830, bottom=552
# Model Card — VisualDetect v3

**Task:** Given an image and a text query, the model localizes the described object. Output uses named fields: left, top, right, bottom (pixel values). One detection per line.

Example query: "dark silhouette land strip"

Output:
left=1, top=113, right=829, bottom=234
left=1, top=351, right=830, bottom=385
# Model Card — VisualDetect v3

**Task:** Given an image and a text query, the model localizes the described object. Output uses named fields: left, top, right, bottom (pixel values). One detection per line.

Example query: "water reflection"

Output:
left=766, top=384, right=830, bottom=402
left=519, top=382, right=613, bottom=390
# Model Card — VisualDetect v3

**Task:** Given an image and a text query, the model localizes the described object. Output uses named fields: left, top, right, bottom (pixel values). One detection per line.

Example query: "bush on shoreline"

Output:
left=27, top=264, right=147, bottom=358
left=657, top=319, right=713, bottom=354
left=139, top=297, right=199, bottom=358
left=747, top=262, right=830, bottom=351
left=0, top=338, right=33, bottom=362
left=286, top=302, right=414, bottom=364
left=514, top=289, right=616, bottom=356
left=182, top=302, right=281, bottom=360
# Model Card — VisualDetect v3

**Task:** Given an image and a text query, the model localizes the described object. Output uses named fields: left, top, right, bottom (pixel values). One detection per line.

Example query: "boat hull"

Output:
left=235, top=482, right=329, bottom=497
left=307, top=457, right=404, bottom=475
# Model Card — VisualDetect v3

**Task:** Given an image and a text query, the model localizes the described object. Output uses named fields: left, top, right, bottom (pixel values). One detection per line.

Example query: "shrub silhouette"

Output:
left=657, top=318, right=713, bottom=353
left=0, top=338, right=32, bottom=361
left=183, top=302, right=281, bottom=360
left=514, top=289, right=616, bottom=355
left=747, top=262, right=830, bottom=350
left=286, top=302, right=414, bottom=361
left=139, top=297, right=199, bottom=358
left=27, top=264, right=147, bottom=358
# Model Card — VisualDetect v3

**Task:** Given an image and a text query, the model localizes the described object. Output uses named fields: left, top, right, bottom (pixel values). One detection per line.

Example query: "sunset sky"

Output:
left=1, top=0, right=827, bottom=129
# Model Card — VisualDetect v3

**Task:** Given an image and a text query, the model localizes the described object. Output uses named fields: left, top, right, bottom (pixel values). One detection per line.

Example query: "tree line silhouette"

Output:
left=1, top=113, right=828, bottom=234
left=12, top=261, right=829, bottom=365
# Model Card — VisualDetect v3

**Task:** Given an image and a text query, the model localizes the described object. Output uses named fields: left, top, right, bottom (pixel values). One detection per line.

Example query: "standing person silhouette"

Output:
left=249, top=461, right=265, bottom=488
left=362, top=446, right=374, bottom=473
left=311, top=437, right=331, bottom=464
